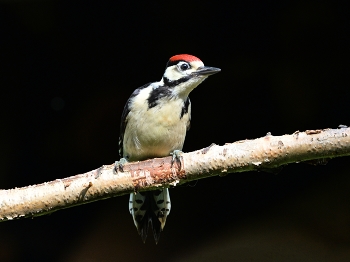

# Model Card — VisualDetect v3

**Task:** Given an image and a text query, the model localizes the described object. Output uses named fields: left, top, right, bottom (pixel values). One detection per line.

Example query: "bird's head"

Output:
left=161, top=54, right=221, bottom=97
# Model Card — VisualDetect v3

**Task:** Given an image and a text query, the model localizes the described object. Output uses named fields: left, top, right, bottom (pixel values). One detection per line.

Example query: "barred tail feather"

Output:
left=129, top=189, right=171, bottom=243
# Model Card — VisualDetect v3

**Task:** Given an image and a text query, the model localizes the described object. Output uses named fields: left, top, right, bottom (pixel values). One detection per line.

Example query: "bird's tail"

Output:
left=129, top=189, right=171, bottom=244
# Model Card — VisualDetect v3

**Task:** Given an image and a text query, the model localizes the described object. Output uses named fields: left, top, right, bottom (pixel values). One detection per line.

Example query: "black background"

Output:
left=1, top=1, right=350, bottom=261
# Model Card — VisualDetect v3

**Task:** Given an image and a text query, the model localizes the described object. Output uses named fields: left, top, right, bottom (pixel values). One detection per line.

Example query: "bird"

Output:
left=116, top=54, right=220, bottom=243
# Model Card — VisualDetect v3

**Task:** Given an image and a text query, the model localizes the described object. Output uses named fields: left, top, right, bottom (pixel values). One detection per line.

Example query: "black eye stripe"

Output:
left=163, top=76, right=191, bottom=88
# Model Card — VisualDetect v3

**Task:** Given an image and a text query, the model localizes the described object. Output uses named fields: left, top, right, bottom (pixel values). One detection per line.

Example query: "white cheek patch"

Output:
left=163, top=65, right=183, bottom=81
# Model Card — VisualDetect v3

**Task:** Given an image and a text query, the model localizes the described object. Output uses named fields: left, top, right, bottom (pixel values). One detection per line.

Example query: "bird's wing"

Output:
left=119, top=83, right=151, bottom=158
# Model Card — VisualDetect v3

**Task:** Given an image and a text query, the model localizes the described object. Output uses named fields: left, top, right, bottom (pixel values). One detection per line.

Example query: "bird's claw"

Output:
left=170, top=150, right=184, bottom=170
left=114, top=158, right=128, bottom=173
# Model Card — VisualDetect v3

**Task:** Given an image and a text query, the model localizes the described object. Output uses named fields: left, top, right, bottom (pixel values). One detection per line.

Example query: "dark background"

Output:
left=1, top=1, right=350, bottom=261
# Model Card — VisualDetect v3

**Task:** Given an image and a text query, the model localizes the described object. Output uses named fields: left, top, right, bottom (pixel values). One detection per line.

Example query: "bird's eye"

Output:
left=179, top=62, right=190, bottom=71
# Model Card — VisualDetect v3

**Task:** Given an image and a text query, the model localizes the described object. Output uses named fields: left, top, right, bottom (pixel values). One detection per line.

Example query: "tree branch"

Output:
left=1, top=127, right=349, bottom=221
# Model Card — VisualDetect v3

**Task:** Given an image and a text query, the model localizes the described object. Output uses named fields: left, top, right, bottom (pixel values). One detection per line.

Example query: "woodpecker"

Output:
left=117, top=54, right=220, bottom=243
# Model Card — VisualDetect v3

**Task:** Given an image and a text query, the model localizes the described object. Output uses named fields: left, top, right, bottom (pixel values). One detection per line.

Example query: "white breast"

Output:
left=123, top=88, right=190, bottom=161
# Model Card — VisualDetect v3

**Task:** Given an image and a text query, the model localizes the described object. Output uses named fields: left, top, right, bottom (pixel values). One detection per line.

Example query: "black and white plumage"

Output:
left=118, top=54, right=220, bottom=243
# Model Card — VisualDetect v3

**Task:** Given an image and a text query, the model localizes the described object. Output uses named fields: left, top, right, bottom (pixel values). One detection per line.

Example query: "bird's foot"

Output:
left=170, top=150, right=184, bottom=170
left=114, top=158, right=128, bottom=173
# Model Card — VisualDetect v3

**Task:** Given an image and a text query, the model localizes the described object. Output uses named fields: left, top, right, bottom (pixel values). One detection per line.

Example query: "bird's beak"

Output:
left=193, top=66, right=221, bottom=76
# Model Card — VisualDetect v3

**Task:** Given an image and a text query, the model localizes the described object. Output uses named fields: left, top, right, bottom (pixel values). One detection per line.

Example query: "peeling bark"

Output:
left=1, top=127, right=349, bottom=221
